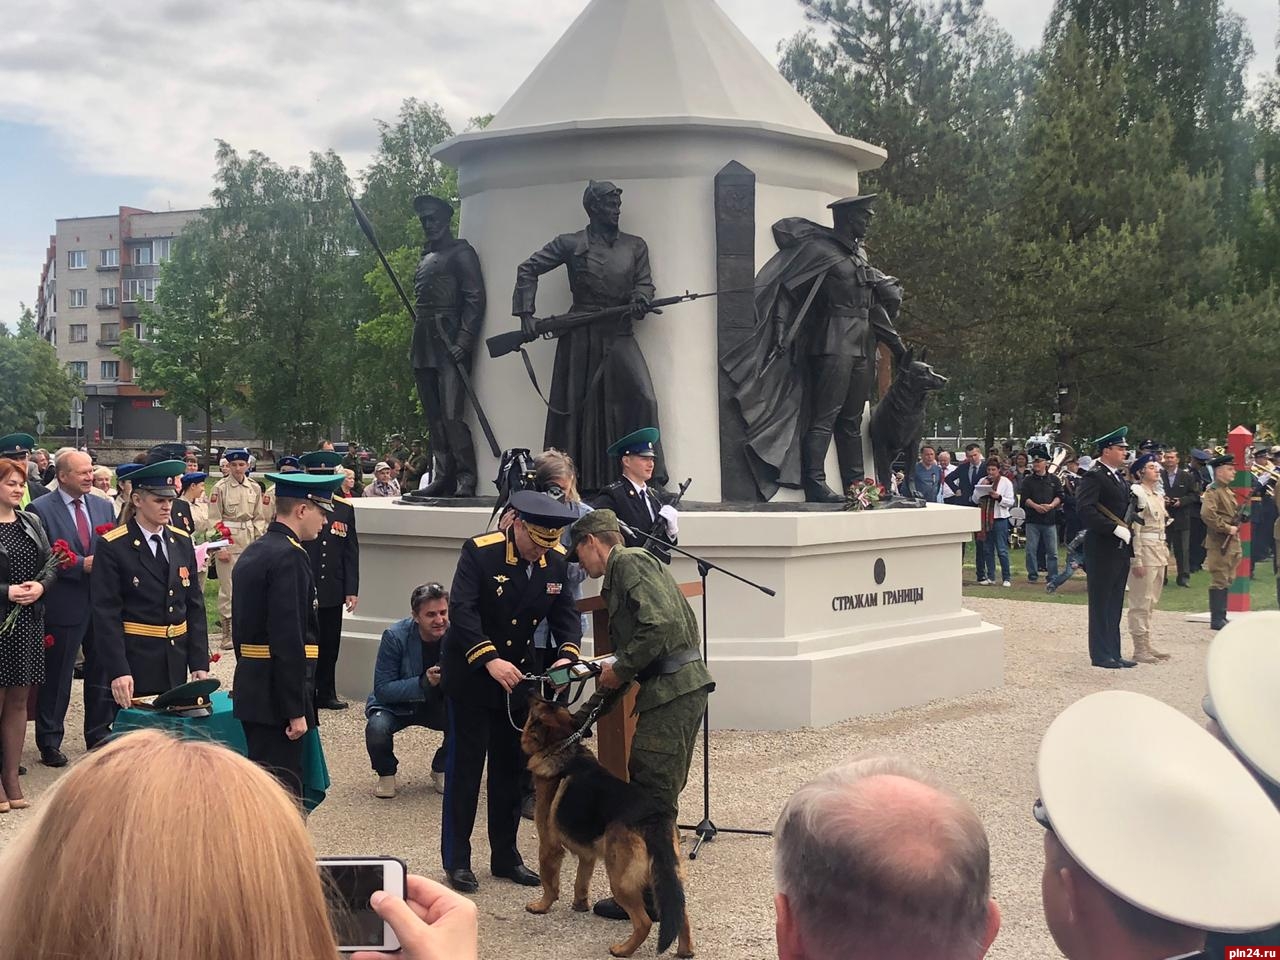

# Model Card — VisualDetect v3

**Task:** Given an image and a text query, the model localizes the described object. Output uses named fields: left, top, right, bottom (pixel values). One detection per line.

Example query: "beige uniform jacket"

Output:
left=208, top=476, right=270, bottom=543
left=1129, top=483, right=1170, bottom=568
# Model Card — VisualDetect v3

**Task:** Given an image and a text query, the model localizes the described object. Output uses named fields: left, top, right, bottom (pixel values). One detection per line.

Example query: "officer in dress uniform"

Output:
left=297, top=450, right=360, bottom=710
left=208, top=448, right=271, bottom=651
left=591, top=427, right=680, bottom=562
left=1035, top=690, right=1280, bottom=960
left=439, top=490, right=583, bottom=894
left=231, top=471, right=343, bottom=800
left=0, top=433, right=50, bottom=507
left=1200, top=454, right=1242, bottom=631
left=1076, top=427, right=1137, bottom=669
left=90, top=460, right=210, bottom=716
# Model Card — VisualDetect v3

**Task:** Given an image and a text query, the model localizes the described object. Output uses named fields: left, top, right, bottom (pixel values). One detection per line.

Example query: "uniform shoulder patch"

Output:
left=472, top=531, right=506, bottom=548
left=102, top=524, right=130, bottom=542
left=552, top=542, right=567, bottom=555
left=333, top=494, right=351, bottom=504
left=166, top=524, right=191, bottom=538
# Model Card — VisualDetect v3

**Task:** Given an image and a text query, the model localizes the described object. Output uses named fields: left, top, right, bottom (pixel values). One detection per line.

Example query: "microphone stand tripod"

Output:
left=617, top=520, right=776, bottom=859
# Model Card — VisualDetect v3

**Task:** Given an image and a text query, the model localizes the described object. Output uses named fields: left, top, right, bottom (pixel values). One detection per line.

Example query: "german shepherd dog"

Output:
left=868, top=347, right=949, bottom=491
left=522, top=698, right=694, bottom=958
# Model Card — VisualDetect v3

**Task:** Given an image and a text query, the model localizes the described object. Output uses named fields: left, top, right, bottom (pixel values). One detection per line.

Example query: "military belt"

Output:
left=636, top=648, right=702, bottom=683
left=124, top=620, right=187, bottom=639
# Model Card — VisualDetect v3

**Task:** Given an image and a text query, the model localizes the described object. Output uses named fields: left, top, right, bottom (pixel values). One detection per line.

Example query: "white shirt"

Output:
left=135, top=519, right=168, bottom=560
left=58, top=487, right=92, bottom=534
left=626, top=477, right=655, bottom=521
left=972, top=475, right=1015, bottom=518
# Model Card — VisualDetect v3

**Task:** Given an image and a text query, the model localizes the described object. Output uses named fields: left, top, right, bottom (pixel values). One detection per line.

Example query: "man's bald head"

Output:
left=774, top=756, right=997, bottom=960
left=56, top=449, right=94, bottom=495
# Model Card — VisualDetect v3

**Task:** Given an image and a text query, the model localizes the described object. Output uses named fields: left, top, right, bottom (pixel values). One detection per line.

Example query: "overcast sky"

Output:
left=2, top=0, right=1277, bottom=326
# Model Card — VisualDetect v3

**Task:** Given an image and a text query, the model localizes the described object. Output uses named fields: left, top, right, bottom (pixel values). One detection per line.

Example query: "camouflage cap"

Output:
left=570, top=508, right=621, bottom=542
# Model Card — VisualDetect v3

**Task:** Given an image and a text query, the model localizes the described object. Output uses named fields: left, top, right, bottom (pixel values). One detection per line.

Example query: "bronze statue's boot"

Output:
left=420, top=473, right=457, bottom=497
left=1131, top=636, right=1159, bottom=664
left=802, top=435, right=844, bottom=503
left=454, top=473, right=477, bottom=498
left=804, top=481, right=844, bottom=504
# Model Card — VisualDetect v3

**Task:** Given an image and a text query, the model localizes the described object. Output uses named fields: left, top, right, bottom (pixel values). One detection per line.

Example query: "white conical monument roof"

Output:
left=434, top=0, right=884, bottom=167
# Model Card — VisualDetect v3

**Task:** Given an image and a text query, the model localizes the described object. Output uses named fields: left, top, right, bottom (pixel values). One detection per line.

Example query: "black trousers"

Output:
left=802, top=354, right=874, bottom=487
left=315, top=604, right=343, bottom=700
left=1084, top=533, right=1127, bottom=664
left=242, top=721, right=304, bottom=800
left=38, top=618, right=113, bottom=751
left=415, top=365, right=476, bottom=488
left=1167, top=526, right=1191, bottom=581
left=440, top=696, right=526, bottom=874
left=1190, top=516, right=1207, bottom=571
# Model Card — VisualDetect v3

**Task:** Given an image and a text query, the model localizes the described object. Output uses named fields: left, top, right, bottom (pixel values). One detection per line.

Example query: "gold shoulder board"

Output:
left=472, top=531, right=506, bottom=548
left=167, top=525, right=191, bottom=538
left=102, top=525, right=130, bottom=542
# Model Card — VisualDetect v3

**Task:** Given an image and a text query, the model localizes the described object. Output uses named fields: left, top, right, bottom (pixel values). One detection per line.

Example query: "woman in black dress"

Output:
left=0, top=457, right=55, bottom=811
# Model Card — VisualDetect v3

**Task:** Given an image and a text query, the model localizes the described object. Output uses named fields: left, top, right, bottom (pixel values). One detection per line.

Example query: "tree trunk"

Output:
left=204, top=407, right=214, bottom=472
left=1057, top=355, right=1078, bottom=447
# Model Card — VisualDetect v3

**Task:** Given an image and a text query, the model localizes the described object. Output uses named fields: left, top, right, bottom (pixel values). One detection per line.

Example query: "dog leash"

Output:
left=503, top=668, right=597, bottom=733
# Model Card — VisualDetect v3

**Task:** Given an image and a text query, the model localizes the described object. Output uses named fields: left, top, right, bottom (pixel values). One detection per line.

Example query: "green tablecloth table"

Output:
left=114, top=691, right=330, bottom=811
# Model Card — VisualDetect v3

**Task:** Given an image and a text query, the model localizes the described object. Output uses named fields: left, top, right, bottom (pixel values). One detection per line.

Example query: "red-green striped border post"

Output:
left=1227, top=426, right=1253, bottom=613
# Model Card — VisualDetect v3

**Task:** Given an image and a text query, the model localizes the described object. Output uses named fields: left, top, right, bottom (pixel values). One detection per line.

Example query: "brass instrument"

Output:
left=1251, top=462, right=1279, bottom=488
left=1047, top=442, right=1076, bottom=477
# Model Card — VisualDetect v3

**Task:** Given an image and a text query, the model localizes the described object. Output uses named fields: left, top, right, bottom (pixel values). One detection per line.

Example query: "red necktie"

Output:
left=72, top=498, right=91, bottom=553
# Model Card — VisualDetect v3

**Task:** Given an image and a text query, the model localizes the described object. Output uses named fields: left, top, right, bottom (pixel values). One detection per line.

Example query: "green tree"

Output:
left=0, top=307, right=81, bottom=437
left=116, top=220, right=240, bottom=459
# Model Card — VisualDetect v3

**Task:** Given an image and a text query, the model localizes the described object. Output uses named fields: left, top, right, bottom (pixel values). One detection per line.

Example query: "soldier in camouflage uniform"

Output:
left=569, top=508, right=714, bottom=921
left=1200, top=454, right=1243, bottom=631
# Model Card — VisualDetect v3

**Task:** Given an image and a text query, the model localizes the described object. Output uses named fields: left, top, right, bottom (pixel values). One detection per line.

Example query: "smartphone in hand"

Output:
left=318, top=856, right=406, bottom=953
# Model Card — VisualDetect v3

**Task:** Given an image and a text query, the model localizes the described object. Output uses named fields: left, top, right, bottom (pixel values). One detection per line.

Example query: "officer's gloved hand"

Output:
left=1113, top=525, right=1132, bottom=545
left=658, top=504, right=679, bottom=538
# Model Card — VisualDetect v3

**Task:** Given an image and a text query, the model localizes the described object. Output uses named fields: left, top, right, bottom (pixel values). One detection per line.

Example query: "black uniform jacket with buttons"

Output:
left=170, top=497, right=195, bottom=537
left=440, top=529, right=583, bottom=708
left=302, top=495, right=359, bottom=609
left=90, top=519, right=209, bottom=695
left=592, top=480, right=677, bottom=554
left=231, top=521, right=320, bottom=728
left=1076, top=462, right=1136, bottom=557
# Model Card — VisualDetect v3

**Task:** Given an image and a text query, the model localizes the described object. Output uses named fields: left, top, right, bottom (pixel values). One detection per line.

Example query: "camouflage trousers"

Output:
left=628, top=687, right=709, bottom=822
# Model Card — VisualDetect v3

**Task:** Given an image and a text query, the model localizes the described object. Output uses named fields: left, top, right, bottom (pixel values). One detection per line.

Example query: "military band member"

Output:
left=568, top=509, right=714, bottom=921
left=297, top=451, right=360, bottom=710
left=0, top=433, right=50, bottom=507
left=231, top=471, right=343, bottom=800
left=592, top=427, right=679, bottom=562
left=439, top=490, right=583, bottom=893
left=1076, top=427, right=1137, bottom=669
left=1200, top=454, right=1242, bottom=631
left=90, top=460, right=210, bottom=716
left=208, top=448, right=271, bottom=651
left=1126, top=453, right=1171, bottom=664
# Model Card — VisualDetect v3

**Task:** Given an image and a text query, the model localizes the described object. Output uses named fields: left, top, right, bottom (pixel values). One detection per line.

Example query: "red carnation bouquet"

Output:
left=1, top=540, right=78, bottom=636
left=94, top=523, right=114, bottom=536
left=194, top=521, right=234, bottom=546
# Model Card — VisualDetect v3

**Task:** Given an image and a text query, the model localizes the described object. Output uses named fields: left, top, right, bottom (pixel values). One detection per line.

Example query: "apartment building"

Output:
left=37, top=206, right=200, bottom=442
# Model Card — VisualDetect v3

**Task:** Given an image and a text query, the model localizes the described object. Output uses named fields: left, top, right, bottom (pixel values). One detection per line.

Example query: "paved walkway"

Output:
left=0, top=597, right=1218, bottom=959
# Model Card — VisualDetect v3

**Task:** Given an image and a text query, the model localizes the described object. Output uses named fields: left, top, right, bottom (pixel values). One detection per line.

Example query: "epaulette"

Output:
left=286, top=535, right=307, bottom=553
left=167, top=525, right=191, bottom=538
left=472, top=531, right=506, bottom=548
left=552, top=542, right=567, bottom=555
left=102, top=525, right=130, bottom=542
left=333, top=495, right=351, bottom=504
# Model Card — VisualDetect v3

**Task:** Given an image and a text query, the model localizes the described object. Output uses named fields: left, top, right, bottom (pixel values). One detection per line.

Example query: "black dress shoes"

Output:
left=39, top=747, right=68, bottom=768
left=493, top=863, right=540, bottom=886
left=317, top=698, right=348, bottom=710
left=1093, top=659, right=1123, bottom=669
left=593, top=890, right=660, bottom=921
left=1117, top=658, right=1138, bottom=668
left=445, top=868, right=479, bottom=893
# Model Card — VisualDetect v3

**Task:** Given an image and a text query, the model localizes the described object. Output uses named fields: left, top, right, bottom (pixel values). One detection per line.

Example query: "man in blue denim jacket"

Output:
left=365, top=583, right=451, bottom=799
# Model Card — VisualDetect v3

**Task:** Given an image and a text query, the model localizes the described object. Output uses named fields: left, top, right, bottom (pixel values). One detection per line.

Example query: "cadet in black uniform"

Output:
left=297, top=450, right=360, bottom=710
left=91, top=460, right=210, bottom=713
left=231, top=471, right=343, bottom=799
left=1076, top=427, right=1138, bottom=669
left=592, top=427, right=680, bottom=562
left=439, top=490, right=583, bottom=893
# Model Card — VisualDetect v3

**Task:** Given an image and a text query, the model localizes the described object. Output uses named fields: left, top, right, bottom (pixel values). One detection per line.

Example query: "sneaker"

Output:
left=977, top=579, right=993, bottom=586
left=375, top=775, right=397, bottom=799
left=1045, top=582, right=1058, bottom=595
left=1002, top=580, right=1012, bottom=588
left=431, top=771, right=445, bottom=795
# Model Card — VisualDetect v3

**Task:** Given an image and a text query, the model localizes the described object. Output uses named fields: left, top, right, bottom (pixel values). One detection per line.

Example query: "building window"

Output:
left=69, top=324, right=88, bottom=343
left=100, top=323, right=120, bottom=344
left=68, top=250, right=87, bottom=269
left=154, top=238, right=172, bottom=262
left=131, top=244, right=153, bottom=266
left=68, top=361, right=88, bottom=380
left=69, top=288, right=88, bottom=308
left=122, top=278, right=157, bottom=302
left=100, top=287, right=118, bottom=307
left=100, top=248, right=119, bottom=267
left=132, top=321, right=152, bottom=341
left=101, top=360, right=120, bottom=381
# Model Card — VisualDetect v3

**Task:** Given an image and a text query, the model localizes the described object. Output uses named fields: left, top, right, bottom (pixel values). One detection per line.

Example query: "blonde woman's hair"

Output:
left=0, top=730, right=338, bottom=960
left=535, top=447, right=580, bottom=503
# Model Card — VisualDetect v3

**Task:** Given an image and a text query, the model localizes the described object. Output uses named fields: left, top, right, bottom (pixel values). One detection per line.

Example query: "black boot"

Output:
left=1209, top=588, right=1228, bottom=630
left=801, top=435, right=843, bottom=503
left=420, top=472, right=456, bottom=497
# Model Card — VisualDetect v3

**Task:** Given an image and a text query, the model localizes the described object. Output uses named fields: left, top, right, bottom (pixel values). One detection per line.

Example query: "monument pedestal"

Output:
left=337, top=499, right=1002, bottom=730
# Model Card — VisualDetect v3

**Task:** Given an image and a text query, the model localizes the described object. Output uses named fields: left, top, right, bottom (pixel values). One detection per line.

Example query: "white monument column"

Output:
left=432, top=0, right=886, bottom=493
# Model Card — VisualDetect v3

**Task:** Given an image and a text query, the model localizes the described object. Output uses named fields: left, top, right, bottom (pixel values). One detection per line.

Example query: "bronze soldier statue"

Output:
left=412, top=195, right=485, bottom=497
left=512, top=180, right=666, bottom=494
left=725, top=194, right=906, bottom=502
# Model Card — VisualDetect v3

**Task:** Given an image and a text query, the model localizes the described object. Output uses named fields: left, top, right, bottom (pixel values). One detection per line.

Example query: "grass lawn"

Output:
left=961, top=546, right=1279, bottom=612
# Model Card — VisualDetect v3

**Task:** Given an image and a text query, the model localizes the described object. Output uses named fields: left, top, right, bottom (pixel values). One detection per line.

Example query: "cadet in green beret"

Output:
left=569, top=508, right=714, bottom=921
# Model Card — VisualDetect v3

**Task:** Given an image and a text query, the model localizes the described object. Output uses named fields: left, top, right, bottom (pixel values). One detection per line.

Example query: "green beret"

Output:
left=571, top=509, right=621, bottom=542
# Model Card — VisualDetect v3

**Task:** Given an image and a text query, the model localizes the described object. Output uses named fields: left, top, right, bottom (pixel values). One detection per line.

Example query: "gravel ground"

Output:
left=0, top=598, right=1217, bottom=960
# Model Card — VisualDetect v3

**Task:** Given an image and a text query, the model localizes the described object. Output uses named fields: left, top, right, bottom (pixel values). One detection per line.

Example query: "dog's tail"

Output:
left=642, top=816, right=686, bottom=954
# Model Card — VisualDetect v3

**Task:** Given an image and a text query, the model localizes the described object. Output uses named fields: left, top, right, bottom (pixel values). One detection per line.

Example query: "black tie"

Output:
left=150, top=534, right=167, bottom=564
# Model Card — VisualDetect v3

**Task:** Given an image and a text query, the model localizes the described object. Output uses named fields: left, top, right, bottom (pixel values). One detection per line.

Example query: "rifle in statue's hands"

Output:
left=487, top=290, right=726, bottom=360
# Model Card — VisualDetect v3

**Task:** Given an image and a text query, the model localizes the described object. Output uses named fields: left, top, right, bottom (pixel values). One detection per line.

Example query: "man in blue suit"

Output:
left=27, top=449, right=117, bottom=764
left=944, top=443, right=988, bottom=564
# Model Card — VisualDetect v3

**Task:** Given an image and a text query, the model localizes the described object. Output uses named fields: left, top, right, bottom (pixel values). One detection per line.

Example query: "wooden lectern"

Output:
left=577, top=581, right=704, bottom=782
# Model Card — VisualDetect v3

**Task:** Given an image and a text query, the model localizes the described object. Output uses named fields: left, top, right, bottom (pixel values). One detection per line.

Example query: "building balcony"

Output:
left=96, top=338, right=121, bottom=348
left=121, top=302, right=140, bottom=320
left=96, top=264, right=119, bottom=272
left=96, top=302, right=119, bottom=311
